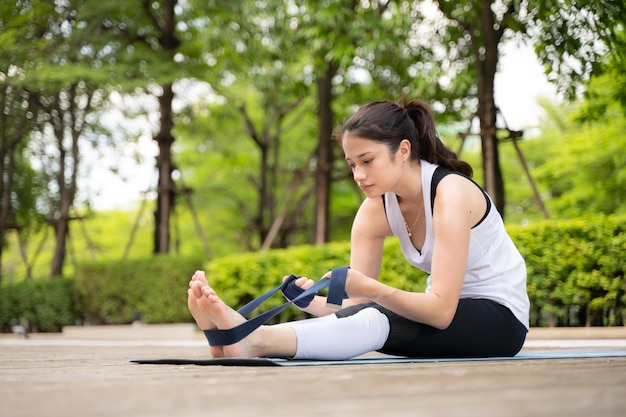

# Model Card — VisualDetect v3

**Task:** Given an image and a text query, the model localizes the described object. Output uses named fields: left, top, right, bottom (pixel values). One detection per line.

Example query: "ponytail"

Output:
left=401, top=98, right=473, bottom=177
left=336, top=98, right=473, bottom=177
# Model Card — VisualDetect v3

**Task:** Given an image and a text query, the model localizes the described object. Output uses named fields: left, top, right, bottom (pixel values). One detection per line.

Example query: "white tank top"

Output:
left=383, top=160, right=530, bottom=330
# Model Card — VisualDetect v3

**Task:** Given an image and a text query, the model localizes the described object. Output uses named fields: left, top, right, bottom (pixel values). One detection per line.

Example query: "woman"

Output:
left=188, top=98, right=530, bottom=360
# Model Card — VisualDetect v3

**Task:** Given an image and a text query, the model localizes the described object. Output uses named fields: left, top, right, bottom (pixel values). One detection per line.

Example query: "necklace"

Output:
left=403, top=203, right=423, bottom=237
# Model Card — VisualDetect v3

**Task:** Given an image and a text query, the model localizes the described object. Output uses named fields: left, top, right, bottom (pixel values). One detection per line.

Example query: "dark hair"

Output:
left=334, top=98, right=473, bottom=177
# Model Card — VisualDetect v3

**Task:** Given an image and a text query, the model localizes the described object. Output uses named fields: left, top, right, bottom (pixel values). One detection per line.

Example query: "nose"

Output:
left=352, top=166, right=366, bottom=182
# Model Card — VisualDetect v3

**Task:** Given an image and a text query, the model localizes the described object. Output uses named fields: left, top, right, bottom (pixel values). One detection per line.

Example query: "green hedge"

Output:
left=72, top=254, right=206, bottom=325
left=508, top=214, right=626, bottom=327
left=1, top=214, right=624, bottom=332
left=0, top=278, right=76, bottom=333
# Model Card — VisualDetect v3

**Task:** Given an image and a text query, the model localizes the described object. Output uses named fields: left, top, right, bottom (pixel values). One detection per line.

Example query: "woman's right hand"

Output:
left=282, top=275, right=315, bottom=292
left=281, top=275, right=317, bottom=312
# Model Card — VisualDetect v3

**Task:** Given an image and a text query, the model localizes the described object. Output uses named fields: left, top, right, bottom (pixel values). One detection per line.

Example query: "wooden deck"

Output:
left=1, top=325, right=625, bottom=417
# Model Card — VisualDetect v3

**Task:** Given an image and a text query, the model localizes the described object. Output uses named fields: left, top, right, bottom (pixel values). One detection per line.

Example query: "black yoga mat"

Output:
left=131, top=349, right=626, bottom=367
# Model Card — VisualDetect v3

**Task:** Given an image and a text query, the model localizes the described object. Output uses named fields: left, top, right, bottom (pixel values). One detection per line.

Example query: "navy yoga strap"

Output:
left=202, top=266, right=350, bottom=346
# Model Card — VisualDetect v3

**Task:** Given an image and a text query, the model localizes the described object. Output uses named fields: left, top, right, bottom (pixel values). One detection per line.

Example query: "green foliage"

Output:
left=531, top=103, right=626, bottom=218
left=528, top=0, right=626, bottom=99
left=1, top=207, right=158, bottom=282
left=174, top=90, right=320, bottom=252
left=509, top=214, right=626, bottom=326
left=5, top=0, right=624, bottom=280
left=0, top=278, right=76, bottom=333
left=73, top=254, right=206, bottom=325
left=576, top=65, right=626, bottom=122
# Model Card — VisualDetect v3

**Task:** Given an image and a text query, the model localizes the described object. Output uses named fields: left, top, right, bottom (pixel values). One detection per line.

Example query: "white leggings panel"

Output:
left=277, top=307, right=390, bottom=360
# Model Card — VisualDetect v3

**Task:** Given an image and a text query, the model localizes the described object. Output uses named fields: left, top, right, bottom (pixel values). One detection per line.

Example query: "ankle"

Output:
left=246, top=327, right=267, bottom=357
left=255, top=325, right=297, bottom=358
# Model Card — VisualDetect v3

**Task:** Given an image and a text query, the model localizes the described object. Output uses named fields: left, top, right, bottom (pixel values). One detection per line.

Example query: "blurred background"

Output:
left=1, top=0, right=624, bottom=331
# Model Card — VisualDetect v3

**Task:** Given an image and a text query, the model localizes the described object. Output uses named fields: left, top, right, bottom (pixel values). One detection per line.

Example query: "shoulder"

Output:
left=433, top=173, right=487, bottom=226
left=352, top=196, right=393, bottom=239
left=436, top=172, right=476, bottom=194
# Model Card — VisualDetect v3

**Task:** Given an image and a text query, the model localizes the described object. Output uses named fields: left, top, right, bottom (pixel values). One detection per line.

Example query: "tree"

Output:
left=29, top=83, right=104, bottom=277
left=140, top=0, right=179, bottom=255
left=76, top=0, right=211, bottom=254
left=0, top=81, right=40, bottom=282
left=175, top=1, right=316, bottom=249
left=203, top=0, right=451, bottom=245
left=176, top=91, right=318, bottom=251
left=0, top=2, right=46, bottom=281
left=297, top=0, right=413, bottom=244
left=432, top=0, right=626, bottom=216
left=0, top=0, right=111, bottom=278
left=212, top=0, right=450, bottom=244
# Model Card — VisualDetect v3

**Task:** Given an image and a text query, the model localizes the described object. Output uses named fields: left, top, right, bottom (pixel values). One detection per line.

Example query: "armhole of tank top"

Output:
left=430, top=166, right=449, bottom=215
left=430, top=167, right=491, bottom=228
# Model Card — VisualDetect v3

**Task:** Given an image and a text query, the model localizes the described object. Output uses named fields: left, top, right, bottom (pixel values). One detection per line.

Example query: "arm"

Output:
left=345, top=175, right=485, bottom=329
left=299, top=196, right=392, bottom=317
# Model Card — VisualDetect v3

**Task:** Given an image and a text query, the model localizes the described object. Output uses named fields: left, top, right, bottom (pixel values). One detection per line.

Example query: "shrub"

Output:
left=73, top=254, right=206, bottom=325
left=509, top=214, right=626, bottom=326
left=0, top=278, right=76, bottom=332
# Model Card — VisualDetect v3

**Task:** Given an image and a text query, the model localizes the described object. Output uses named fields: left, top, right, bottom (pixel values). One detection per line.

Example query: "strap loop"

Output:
left=326, top=266, right=349, bottom=308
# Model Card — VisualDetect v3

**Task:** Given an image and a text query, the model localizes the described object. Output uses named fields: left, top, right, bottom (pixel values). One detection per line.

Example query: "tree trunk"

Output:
left=313, top=62, right=338, bottom=244
left=153, top=83, right=176, bottom=254
left=238, top=104, right=272, bottom=247
left=475, top=0, right=505, bottom=216
left=258, top=142, right=270, bottom=244
left=50, top=88, right=81, bottom=277
left=148, top=0, right=180, bottom=254
left=49, top=219, right=69, bottom=278
left=0, top=141, right=14, bottom=283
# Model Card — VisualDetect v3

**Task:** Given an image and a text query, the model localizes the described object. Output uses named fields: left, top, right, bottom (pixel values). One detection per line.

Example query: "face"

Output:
left=342, top=134, right=404, bottom=198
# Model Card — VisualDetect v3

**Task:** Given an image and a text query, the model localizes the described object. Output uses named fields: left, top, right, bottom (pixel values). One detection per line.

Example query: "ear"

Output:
left=399, top=139, right=412, bottom=161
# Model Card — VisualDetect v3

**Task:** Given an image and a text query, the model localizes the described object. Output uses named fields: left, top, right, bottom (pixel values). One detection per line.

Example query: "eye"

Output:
left=363, top=159, right=373, bottom=165
left=347, top=163, right=355, bottom=170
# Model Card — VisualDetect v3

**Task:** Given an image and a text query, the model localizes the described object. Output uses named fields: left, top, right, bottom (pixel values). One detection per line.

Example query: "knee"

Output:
left=356, top=308, right=390, bottom=340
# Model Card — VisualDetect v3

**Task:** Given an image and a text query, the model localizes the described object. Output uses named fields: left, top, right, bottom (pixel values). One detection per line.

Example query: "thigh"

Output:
left=337, top=299, right=527, bottom=358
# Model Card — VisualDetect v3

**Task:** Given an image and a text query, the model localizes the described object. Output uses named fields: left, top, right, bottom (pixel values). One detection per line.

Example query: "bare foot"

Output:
left=187, top=271, right=224, bottom=358
left=190, top=270, right=298, bottom=359
left=195, top=285, right=263, bottom=358
left=188, top=282, right=214, bottom=329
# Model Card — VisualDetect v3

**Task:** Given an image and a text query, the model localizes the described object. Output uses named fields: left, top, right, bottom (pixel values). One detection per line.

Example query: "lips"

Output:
left=359, top=184, right=373, bottom=192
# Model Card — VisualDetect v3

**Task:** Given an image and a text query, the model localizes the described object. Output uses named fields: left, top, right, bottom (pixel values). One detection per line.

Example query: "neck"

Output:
left=396, top=162, right=423, bottom=203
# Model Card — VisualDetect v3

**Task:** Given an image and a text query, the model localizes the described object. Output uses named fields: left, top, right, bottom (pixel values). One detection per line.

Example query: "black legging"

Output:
left=335, top=298, right=527, bottom=358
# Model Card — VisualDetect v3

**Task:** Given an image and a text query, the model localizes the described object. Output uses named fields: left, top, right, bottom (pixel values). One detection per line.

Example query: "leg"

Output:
left=288, top=307, right=390, bottom=360
left=188, top=272, right=391, bottom=359
left=371, top=299, right=527, bottom=358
